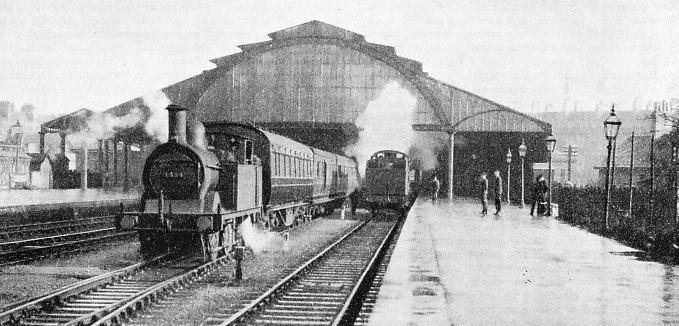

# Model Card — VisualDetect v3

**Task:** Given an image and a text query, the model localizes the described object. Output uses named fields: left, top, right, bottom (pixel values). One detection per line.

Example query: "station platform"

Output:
left=367, top=198, right=679, bottom=325
left=0, top=188, right=141, bottom=226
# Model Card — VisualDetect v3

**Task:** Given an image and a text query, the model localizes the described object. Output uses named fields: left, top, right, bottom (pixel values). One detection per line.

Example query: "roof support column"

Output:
left=98, top=140, right=104, bottom=188
left=113, top=139, right=119, bottom=188
left=59, top=133, right=67, bottom=155
left=123, top=141, right=129, bottom=192
left=39, top=131, right=46, bottom=154
left=81, top=140, right=88, bottom=190
left=104, top=139, right=110, bottom=188
left=448, top=132, right=455, bottom=200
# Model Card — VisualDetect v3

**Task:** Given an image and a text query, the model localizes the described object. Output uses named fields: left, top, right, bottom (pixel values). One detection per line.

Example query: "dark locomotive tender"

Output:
left=118, top=105, right=359, bottom=259
left=363, top=150, right=417, bottom=216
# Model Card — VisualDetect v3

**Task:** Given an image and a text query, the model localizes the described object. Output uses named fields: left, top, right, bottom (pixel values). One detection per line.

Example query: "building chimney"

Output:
left=166, top=104, right=187, bottom=144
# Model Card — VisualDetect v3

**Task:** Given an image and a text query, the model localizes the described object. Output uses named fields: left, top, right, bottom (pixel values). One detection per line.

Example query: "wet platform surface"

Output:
left=0, top=188, right=140, bottom=208
left=368, top=198, right=679, bottom=325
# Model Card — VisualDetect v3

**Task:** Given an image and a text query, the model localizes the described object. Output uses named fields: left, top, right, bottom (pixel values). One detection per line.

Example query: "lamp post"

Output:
left=11, top=120, right=23, bottom=174
left=518, top=139, right=527, bottom=209
left=673, top=141, right=678, bottom=224
left=544, top=134, right=557, bottom=216
left=603, top=105, right=622, bottom=231
left=506, top=148, right=512, bottom=203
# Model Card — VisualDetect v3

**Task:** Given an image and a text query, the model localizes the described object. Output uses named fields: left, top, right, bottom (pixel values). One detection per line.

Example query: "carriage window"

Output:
left=272, top=154, right=276, bottom=176
left=282, top=155, right=286, bottom=177
left=323, top=162, right=327, bottom=186
left=287, top=156, right=292, bottom=177
left=292, top=157, right=297, bottom=177
left=276, top=153, right=281, bottom=176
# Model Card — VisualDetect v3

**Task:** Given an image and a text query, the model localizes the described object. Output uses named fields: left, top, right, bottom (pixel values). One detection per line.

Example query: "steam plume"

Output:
left=70, top=90, right=170, bottom=146
left=345, top=81, right=439, bottom=173
left=142, top=91, right=170, bottom=143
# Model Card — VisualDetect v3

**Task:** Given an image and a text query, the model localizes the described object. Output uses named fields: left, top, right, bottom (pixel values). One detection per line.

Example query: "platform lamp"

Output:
left=506, top=148, right=512, bottom=203
left=518, top=139, right=527, bottom=209
left=544, top=134, right=557, bottom=216
left=603, top=105, right=622, bottom=231
left=11, top=120, right=23, bottom=174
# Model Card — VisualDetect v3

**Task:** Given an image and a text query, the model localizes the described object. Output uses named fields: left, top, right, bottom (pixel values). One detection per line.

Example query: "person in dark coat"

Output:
left=349, top=189, right=361, bottom=216
left=431, top=176, right=440, bottom=203
left=530, top=174, right=549, bottom=216
left=479, top=173, right=489, bottom=216
left=491, top=170, right=503, bottom=216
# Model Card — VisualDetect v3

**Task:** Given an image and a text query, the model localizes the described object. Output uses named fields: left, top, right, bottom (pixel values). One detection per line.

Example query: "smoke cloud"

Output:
left=142, top=91, right=170, bottom=143
left=345, top=81, right=439, bottom=173
left=69, top=90, right=170, bottom=146
left=239, top=217, right=289, bottom=254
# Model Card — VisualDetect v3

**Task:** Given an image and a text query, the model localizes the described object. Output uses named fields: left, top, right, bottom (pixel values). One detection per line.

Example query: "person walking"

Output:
left=479, top=173, right=488, bottom=216
left=491, top=170, right=503, bottom=216
left=431, top=176, right=440, bottom=203
left=530, top=174, right=549, bottom=216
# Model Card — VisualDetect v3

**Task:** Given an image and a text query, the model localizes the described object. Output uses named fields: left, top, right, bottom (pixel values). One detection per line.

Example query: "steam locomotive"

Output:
left=118, top=105, right=359, bottom=259
left=363, top=150, right=417, bottom=216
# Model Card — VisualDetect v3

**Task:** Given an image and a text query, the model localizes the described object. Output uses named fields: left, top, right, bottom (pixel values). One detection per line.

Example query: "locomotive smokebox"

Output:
left=166, top=104, right=188, bottom=144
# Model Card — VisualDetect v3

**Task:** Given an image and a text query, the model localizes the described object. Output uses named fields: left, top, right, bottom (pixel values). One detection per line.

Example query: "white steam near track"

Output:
left=239, top=217, right=289, bottom=254
left=346, top=81, right=439, bottom=173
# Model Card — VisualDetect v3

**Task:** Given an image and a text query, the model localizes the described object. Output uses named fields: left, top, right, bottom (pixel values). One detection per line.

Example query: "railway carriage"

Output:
left=119, top=105, right=359, bottom=260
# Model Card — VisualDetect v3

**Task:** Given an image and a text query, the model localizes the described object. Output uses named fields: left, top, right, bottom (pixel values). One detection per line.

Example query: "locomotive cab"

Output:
left=209, top=134, right=262, bottom=212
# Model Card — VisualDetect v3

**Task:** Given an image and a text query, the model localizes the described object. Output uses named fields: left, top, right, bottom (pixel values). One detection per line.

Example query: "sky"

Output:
left=1, top=0, right=678, bottom=117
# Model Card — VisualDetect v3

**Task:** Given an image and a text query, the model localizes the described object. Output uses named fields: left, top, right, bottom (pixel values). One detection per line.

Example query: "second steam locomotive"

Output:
left=363, top=150, right=417, bottom=215
left=119, top=105, right=359, bottom=259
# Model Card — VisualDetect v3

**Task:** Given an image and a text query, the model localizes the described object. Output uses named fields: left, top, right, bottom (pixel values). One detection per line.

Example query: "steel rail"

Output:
left=88, top=255, right=231, bottom=326
left=0, top=227, right=119, bottom=251
left=0, top=216, right=113, bottom=234
left=331, top=220, right=399, bottom=325
left=0, top=254, right=169, bottom=325
left=0, top=231, right=137, bottom=266
left=215, top=220, right=370, bottom=326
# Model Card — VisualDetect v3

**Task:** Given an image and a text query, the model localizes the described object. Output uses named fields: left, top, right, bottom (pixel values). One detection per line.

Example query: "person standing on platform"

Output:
left=491, top=170, right=503, bottom=216
left=530, top=174, right=549, bottom=216
left=479, top=173, right=489, bottom=216
left=431, top=176, right=440, bottom=203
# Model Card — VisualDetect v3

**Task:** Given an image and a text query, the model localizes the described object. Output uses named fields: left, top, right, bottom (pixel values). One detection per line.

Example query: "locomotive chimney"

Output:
left=166, top=104, right=187, bottom=144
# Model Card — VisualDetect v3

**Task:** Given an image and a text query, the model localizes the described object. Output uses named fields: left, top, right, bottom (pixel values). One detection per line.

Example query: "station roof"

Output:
left=41, top=108, right=93, bottom=134
left=46, top=20, right=551, bottom=141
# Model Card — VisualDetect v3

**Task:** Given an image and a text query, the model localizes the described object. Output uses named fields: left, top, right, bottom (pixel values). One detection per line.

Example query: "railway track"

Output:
left=0, top=214, right=402, bottom=326
left=0, top=253, right=226, bottom=326
left=0, top=229, right=136, bottom=266
left=200, top=218, right=400, bottom=326
left=0, top=216, right=115, bottom=242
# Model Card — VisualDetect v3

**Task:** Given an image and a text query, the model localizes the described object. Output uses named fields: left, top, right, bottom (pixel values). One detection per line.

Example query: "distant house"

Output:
left=28, top=153, right=52, bottom=189
left=0, top=142, right=31, bottom=189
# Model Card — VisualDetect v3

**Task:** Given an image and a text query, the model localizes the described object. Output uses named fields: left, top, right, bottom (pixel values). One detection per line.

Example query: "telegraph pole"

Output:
left=561, top=144, right=578, bottom=182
